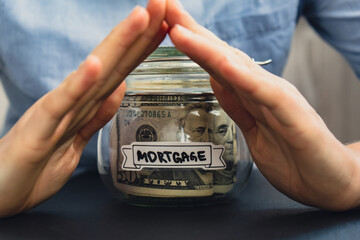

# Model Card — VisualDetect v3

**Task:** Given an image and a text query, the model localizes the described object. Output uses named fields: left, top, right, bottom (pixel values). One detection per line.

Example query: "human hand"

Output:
left=166, top=0, right=360, bottom=210
left=0, top=0, right=168, bottom=218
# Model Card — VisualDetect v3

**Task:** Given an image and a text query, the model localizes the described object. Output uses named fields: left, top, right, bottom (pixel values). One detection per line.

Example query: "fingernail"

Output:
left=86, top=54, right=98, bottom=62
left=129, top=5, right=144, bottom=18
left=78, top=54, right=97, bottom=74
left=174, top=24, right=192, bottom=35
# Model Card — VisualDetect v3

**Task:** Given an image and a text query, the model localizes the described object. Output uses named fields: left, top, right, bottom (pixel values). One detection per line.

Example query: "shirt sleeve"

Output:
left=302, top=0, right=360, bottom=79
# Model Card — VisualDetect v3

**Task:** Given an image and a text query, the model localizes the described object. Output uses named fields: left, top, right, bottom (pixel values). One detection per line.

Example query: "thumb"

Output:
left=77, top=81, right=126, bottom=143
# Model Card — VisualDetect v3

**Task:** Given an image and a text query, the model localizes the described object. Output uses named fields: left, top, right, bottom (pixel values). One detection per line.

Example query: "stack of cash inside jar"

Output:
left=110, top=93, right=239, bottom=198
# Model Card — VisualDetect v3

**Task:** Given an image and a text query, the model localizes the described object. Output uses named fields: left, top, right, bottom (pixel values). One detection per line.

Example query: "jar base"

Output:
left=100, top=173, right=237, bottom=207
left=120, top=194, right=233, bottom=207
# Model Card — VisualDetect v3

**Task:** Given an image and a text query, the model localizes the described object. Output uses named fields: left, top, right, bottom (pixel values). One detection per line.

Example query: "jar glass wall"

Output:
left=98, top=47, right=253, bottom=206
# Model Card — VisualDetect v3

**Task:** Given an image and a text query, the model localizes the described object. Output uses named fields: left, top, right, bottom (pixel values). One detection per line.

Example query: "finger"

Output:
left=115, top=20, right=169, bottom=80
left=167, top=0, right=257, bottom=85
left=169, top=24, right=306, bottom=128
left=170, top=25, right=260, bottom=93
left=77, top=81, right=127, bottom=143
left=67, top=6, right=149, bottom=114
left=91, top=6, right=150, bottom=81
left=210, top=78, right=257, bottom=136
left=67, top=4, right=168, bottom=132
left=166, top=0, right=227, bottom=47
left=114, top=0, right=168, bottom=78
left=57, top=79, right=126, bottom=145
left=95, top=20, right=168, bottom=99
left=66, top=0, right=167, bottom=131
left=19, top=55, right=101, bottom=144
left=19, top=6, right=150, bottom=144
left=170, top=24, right=330, bottom=151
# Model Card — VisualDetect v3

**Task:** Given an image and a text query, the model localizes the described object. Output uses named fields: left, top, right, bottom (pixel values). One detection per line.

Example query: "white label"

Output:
left=121, top=142, right=226, bottom=171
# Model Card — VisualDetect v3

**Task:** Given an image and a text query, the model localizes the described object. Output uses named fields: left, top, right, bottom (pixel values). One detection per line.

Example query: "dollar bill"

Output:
left=110, top=94, right=238, bottom=197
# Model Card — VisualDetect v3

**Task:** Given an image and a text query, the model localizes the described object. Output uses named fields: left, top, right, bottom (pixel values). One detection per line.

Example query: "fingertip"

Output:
left=172, top=23, right=188, bottom=33
left=166, top=0, right=184, bottom=27
left=120, top=5, right=150, bottom=33
left=167, top=0, right=198, bottom=30
left=169, top=24, right=194, bottom=49
left=85, top=54, right=101, bottom=70
left=131, top=5, right=146, bottom=16
left=128, top=5, right=150, bottom=31
left=68, top=55, right=101, bottom=96
left=83, top=54, right=102, bottom=81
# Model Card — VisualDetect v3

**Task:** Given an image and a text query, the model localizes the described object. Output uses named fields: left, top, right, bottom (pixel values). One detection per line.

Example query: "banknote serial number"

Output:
left=125, top=110, right=172, bottom=118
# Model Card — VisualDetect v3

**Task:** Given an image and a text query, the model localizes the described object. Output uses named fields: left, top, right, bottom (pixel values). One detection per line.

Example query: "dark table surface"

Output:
left=1, top=168, right=360, bottom=240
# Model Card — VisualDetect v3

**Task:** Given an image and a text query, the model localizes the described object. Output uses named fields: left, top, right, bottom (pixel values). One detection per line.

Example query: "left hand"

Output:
left=0, top=0, right=168, bottom=218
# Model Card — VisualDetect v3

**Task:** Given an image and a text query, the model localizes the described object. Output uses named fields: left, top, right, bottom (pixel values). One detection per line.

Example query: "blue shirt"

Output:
left=1, top=0, right=360, bottom=169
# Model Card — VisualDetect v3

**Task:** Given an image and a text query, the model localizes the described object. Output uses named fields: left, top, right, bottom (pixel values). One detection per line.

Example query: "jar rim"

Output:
left=126, top=47, right=212, bottom=94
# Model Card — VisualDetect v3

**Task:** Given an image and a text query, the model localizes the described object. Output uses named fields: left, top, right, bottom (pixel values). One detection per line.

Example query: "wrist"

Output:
left=299, top=142, right=360, bottom=211
left=342, top=143, right=360, bottom=210
left=317, top=143, right=360, bottom=211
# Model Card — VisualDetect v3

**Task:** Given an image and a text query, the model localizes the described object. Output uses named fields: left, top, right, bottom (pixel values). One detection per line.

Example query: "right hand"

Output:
left=0, top=0, right=167, bottom=218
left=166, top=0, right=360, bottom=211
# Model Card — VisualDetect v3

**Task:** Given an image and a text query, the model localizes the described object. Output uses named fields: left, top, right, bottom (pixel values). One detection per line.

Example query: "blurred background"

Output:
left=1, top=18, right=360, bottom=143
left=283, top=18, right=360, bottom=144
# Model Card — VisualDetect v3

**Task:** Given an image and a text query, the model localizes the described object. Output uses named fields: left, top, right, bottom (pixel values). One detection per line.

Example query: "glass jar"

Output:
left=97, top=47, right=253, bottom=206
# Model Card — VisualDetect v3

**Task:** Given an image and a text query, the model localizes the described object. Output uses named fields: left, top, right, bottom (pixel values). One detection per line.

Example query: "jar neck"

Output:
left=123, top=93, right=217, bottom=104
left=125, top=47, right=212, bottom=94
